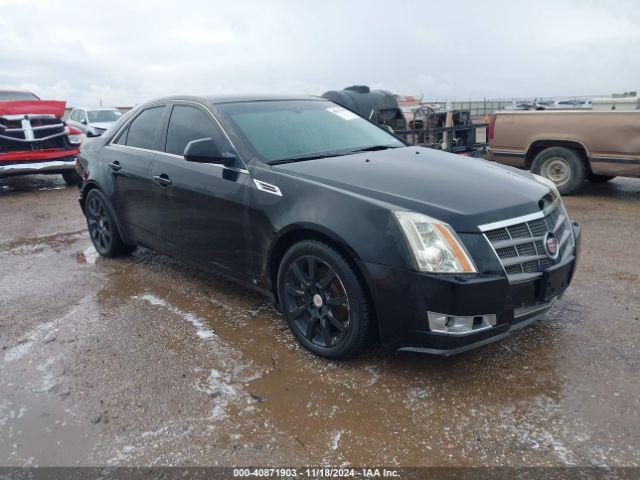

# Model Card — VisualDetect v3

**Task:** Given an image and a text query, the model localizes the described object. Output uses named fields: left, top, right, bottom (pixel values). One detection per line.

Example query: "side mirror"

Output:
left=81, top=118, right=88, bottom=125
left=382, top=125, right=394, bottom=134
left=184, top=138, right=237, bottom=166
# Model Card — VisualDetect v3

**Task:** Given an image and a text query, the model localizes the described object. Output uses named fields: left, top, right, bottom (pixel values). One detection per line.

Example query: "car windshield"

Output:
left=217, top=100, right=404, bottom=163
left=87, top=109, right=122, bottom=123
left=0, top=90, right=38, bottom=101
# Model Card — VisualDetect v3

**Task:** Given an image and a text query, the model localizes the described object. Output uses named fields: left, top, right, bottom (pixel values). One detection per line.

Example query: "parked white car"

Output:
left=67, top=107, right=123, bottom=137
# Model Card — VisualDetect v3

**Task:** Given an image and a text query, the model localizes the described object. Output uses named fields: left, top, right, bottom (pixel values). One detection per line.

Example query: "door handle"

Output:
left=153, top=174, right=172, bottom=187
left=108, top=161, right=122, bottom=173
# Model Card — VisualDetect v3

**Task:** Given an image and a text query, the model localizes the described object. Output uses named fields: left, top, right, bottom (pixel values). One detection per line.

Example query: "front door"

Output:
left=152, top=103, right=250, bottom=277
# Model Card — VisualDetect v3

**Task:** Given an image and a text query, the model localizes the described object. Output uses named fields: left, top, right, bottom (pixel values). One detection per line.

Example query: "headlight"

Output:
left=393, top=211, right=477, bottom=273
left=68, top=133, right=83, bottom=145
left=532, top=173, right=561, bottom=201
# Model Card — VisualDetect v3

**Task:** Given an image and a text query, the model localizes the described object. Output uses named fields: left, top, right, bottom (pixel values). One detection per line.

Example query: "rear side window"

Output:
left=165, top=105, right=225, bottom=156
left=126, top=106, right=165, bottom=150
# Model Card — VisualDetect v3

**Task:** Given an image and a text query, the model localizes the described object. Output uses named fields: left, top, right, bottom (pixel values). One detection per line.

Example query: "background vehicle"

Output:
left=77, top=94, right=579, bottom=359
left=502, top=102, right=532, bottom=111
left=488, top=110, right=640, bottom=194
left=547, top=99, right=592, bottom=110
left=0, top=88, right=82, bottom=185
left=67, top=107, right=122, bottom=137
left=322, top=85, right=487, bottom=154
left=532, top=99, right=555, bottom=110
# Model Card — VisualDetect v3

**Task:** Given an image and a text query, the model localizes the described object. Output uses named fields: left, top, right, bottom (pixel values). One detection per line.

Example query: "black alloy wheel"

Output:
left=87, top=194, right=113, bottom=254
left=277, top=240, right=373, bottom=359
left=284, top=254, right=350, bottom=348
left=84, top=189, right=134, bottom=258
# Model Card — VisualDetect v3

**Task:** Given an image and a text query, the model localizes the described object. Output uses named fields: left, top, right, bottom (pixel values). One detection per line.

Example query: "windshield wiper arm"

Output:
left=346, top=145, right=399, bottom=154
left=268, top=153, right=344, bottom=165
left=268, top=145, right=400, bottom=165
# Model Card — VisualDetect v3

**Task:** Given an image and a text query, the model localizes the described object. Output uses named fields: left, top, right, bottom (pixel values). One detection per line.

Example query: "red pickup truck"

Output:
left=0, top=89, right=82, bottom=185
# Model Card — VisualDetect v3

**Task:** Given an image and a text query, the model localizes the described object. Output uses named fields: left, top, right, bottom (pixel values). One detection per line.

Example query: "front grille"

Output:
left=482, top=204, right=575, bottom=282
left=0, top=114, right=65, bottom=143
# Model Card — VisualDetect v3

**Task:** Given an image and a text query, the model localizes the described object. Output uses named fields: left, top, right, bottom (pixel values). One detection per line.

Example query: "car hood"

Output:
left=0, top=100, right=66, bottom=117
left=272, top=146, right=551, bottom=232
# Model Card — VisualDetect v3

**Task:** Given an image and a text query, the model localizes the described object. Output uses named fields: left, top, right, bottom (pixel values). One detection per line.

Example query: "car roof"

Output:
left=147, top=94, right=323, bottom=106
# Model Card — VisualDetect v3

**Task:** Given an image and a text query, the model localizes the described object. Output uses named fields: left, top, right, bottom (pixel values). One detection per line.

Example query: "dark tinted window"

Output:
left=165, top=105, right=223, bottom=156
left=126, top=106, right=165, bottom=150
left=0, top=90, right=39, bottom=101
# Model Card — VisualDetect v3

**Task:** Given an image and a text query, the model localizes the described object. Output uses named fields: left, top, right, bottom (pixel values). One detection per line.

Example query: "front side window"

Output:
left=126, top=106, right=165, bottom=150
left=165, top=105, right=224, bottom=156
left=217, top=100, right=403, bottom=163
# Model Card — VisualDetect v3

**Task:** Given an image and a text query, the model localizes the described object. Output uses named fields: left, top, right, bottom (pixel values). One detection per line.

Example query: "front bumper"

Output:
left=0, top=156, right=77, bottom=177
left=359, top=222, right=581, bottom=355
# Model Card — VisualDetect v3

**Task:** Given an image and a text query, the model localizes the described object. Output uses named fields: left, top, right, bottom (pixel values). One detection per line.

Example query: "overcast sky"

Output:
left=0, top=0, right=638, bottom=107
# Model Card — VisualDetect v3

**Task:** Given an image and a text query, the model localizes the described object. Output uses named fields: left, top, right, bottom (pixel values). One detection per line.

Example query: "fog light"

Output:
left=428, top=312, right=497, bottom=336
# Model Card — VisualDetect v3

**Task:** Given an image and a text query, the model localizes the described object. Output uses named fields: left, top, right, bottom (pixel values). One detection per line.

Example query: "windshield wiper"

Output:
left=268, top=153, right=345, bottom=165
left=268, top=145, right=400, bottom=165
left=346, top=145, right=400, bottom=154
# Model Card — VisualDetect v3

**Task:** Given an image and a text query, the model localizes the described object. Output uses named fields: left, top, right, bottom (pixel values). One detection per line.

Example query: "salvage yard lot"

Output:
left=1, top=174, right=639, bottom=467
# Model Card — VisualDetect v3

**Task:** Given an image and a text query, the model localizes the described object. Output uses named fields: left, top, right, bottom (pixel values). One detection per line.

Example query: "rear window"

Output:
left=0, top=90, right=39, bottom=101
left=125, top=106, right=165, bottom=150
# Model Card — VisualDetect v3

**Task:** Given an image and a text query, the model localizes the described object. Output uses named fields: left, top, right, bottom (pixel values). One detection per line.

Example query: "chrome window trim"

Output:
left=107, top=99, right=250, bottom=175
left=105, top=143, right=250, bottom=175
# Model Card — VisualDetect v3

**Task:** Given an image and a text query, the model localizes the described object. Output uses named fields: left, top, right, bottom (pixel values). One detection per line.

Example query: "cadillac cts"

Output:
left=76, top=95, right=581, bottom=359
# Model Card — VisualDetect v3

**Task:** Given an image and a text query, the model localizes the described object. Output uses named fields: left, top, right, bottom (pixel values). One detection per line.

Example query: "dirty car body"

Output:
left=0, top=89, right=81, bottom=182
left=76, top=95, right=581, bottom=358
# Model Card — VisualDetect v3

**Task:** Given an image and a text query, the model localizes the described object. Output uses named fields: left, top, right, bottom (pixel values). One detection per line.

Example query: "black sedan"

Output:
left=76, top=95, right=580, bottom=359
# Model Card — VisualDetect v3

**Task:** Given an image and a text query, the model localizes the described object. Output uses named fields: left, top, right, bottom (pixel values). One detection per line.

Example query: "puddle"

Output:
left=1, top=179, right=639, bottom=466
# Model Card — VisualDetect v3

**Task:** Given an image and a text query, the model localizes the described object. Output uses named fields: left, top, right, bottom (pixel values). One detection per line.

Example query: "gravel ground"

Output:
left=0, top=173, right=639, bottom=467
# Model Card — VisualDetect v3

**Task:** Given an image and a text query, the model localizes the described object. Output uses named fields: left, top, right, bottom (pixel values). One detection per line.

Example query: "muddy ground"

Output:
left=0, top=174, right=639, bottom=468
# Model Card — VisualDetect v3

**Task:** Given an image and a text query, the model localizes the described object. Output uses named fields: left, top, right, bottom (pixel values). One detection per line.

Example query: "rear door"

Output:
left=151, top=102, right=251, bottom=277
left=104, top=104, right=167, bottom=244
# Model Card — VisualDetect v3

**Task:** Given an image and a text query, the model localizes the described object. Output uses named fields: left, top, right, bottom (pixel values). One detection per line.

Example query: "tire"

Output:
left=587, top=173, right=615, bottom=183
left=62, top=170, right=80, bottom=186
left=84, top=189, right=135, bottom=258
left=276, top=240, right=374, bottom=360
left=531, top=146, right=587, bottom=195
